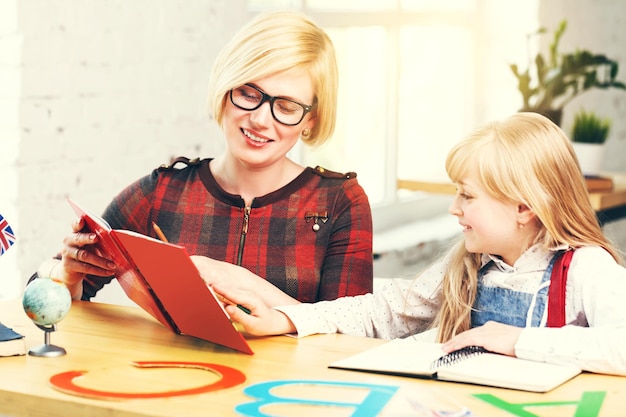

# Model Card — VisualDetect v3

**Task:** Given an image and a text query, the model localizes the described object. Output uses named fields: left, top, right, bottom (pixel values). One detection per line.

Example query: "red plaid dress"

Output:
left=82, top=158, right=373, bottom=303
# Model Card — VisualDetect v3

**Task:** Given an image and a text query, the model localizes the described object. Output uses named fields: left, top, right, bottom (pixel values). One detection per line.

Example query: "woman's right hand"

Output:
left=42, top=218, right=116, bottom=298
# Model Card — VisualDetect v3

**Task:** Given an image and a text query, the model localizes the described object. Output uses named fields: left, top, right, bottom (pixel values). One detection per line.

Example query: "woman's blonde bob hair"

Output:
left=207, top=11, right=338, bottom=147
left=432, top=112, right=621, bottom=342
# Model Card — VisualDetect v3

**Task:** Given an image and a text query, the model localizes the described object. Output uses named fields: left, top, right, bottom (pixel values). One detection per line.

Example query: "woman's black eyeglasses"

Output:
left=230, top=84, right=316, bottom=126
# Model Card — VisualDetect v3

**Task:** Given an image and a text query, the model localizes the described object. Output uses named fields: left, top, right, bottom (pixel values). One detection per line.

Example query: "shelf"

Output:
left=397, top=173, right=626, bottom=212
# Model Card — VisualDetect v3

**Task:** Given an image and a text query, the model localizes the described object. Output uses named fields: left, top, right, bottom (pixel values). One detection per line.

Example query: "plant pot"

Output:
left=540, top=109, right=563, bottom=127
left=572, top=142, right=606, bottom=176
left=519, top=109, right=563, bottom=127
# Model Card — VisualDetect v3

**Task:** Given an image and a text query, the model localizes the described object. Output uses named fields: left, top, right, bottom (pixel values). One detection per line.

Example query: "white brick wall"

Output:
left=1, top=0, right=247, bottom=300
left=0, top=0, right=22, bottom=299
left=3, top=0, right=626, bottom=302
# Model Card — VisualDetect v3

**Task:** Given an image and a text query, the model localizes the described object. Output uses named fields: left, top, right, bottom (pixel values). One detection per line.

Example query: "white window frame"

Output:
left=247, top=1, right=538, bottom=209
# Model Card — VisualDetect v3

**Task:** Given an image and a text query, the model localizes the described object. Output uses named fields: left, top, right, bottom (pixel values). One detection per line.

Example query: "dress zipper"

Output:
left=236, top=206, right=250, bottom=266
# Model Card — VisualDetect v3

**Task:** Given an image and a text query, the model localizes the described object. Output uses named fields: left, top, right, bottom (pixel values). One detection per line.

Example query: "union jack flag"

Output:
left=0, top=214, right=16, bottom=256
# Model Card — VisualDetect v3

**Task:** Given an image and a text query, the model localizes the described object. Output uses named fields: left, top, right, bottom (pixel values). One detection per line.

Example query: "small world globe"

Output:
left=23, top=278, right=72, bottom=326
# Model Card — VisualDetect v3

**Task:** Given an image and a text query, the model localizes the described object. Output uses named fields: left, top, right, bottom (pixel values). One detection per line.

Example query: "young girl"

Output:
left=208, top=112, right=626, bottom=375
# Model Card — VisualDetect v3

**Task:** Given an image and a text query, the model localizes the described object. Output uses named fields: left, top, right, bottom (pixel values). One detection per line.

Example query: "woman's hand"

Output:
left=190, top=255, right=299, bottom=307
left=42, top=218, right=116, bottom=298
left=212, top=284, right=297, bottom=336
left=441, top=321, right=523, bottom=357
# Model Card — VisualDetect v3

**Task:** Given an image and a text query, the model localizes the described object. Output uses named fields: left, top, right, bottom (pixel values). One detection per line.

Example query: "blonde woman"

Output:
left=36, top=11, right=373, bottom=303
left=211, top=112, right=626, bottom=375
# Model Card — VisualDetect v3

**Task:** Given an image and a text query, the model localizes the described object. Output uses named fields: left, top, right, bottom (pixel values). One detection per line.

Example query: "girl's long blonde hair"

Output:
left=433, top=112, right=621, bottom=342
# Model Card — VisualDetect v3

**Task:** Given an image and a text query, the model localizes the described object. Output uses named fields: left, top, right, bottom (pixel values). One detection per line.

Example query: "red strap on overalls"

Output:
left=546, top=250, right=574, bottom=327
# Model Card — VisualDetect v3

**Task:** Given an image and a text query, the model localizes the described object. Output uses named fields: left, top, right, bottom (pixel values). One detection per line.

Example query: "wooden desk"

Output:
left=398, top=174, right=626, bottom=224
left=1, top=299, right=625, bottom=417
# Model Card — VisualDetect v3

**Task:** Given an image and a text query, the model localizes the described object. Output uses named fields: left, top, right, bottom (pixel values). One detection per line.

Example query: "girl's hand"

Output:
left=212, top=284, right=297, bottom=336
left=191, top=255, right=259, bottom=290
left=190, top=255, right=299, bottom=307
left=441, top=321, right=523, bottom=357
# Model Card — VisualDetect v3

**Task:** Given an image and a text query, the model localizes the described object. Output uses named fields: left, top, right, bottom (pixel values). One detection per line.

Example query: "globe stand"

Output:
left=28, top=323, right=67, bottom=357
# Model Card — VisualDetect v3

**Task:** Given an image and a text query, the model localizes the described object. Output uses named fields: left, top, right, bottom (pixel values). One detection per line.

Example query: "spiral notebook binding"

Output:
left=430, top=345, right=489, bottom=370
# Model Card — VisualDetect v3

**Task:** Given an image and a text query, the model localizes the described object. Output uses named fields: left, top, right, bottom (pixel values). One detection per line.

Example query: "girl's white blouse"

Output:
left=276, top=245, right=626, bottom=375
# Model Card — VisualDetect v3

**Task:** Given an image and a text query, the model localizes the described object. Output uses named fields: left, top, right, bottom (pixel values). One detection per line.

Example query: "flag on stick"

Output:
left=0, top=214, right=16, bottom=256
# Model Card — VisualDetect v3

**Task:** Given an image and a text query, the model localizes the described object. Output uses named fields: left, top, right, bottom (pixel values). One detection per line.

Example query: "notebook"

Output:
left=0, top=322, right=26, bottom=357
left=68, top=198, right=253, bottom=355
left=329, top=337, right=581, bottom=392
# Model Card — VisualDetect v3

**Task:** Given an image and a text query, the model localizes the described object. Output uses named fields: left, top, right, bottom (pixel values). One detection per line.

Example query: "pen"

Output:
left=213, top=289, right=252, bottom=315
left=152, top=222, right=169, bottom=243
left=221, top=295, right=252, bottom=315
left=236, top=304, right=252, bottom=315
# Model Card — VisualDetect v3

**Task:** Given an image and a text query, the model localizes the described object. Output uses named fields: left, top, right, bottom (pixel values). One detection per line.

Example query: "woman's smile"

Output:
left=242, top=128, right=272, bottom=145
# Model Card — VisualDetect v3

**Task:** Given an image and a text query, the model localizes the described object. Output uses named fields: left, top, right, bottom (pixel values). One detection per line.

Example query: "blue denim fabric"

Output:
left=471, top=253, right=561, bottom=328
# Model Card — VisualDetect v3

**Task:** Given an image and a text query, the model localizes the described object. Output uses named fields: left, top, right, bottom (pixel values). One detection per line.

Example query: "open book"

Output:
left=68, top=198, right=253, bottom=355
left=329, top=337, right=581, bottom=392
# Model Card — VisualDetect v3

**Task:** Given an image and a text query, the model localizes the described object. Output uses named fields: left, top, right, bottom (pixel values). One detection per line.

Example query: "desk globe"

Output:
left=23, top=277, right=72, bottom=357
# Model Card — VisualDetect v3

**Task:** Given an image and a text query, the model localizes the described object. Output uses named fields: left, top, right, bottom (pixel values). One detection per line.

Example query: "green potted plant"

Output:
left=571, top=109, right=611, bottom=144
left=510, top=20, right=626, bottom=126
left=570, top=109, right=611, bottom=176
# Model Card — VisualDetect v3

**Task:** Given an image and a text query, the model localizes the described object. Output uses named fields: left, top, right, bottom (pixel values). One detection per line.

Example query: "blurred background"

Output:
left=2, top=0, right=626, bottom=302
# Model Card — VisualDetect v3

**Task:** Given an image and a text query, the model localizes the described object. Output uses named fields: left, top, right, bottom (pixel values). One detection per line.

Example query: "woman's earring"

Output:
left=301, top=128, right=311, bottom=138
left=518, top=222, right=525, bottom=229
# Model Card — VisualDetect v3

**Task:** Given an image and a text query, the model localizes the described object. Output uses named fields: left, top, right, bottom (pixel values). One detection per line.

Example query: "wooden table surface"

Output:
left=1, top=299, right=625, bottom=417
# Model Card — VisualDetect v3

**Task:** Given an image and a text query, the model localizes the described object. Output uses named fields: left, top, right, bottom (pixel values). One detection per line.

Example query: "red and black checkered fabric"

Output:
left=82, top=158, right=373, bottom=303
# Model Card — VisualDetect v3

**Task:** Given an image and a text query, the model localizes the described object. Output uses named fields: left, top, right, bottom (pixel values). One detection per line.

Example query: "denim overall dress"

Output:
left=471, top=253, right=562, bottom=328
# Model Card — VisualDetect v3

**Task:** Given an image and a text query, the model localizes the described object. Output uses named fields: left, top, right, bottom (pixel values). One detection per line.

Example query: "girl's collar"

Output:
left=480, top=244, right=569, bottom=272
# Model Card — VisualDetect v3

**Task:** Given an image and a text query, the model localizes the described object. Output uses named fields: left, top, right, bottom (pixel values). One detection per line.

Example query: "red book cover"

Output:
left=68, top=198, right=253, bottom=355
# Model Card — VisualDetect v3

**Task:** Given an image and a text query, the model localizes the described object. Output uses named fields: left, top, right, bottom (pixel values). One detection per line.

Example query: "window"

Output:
left=249, top=0, right=538, bottom=206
